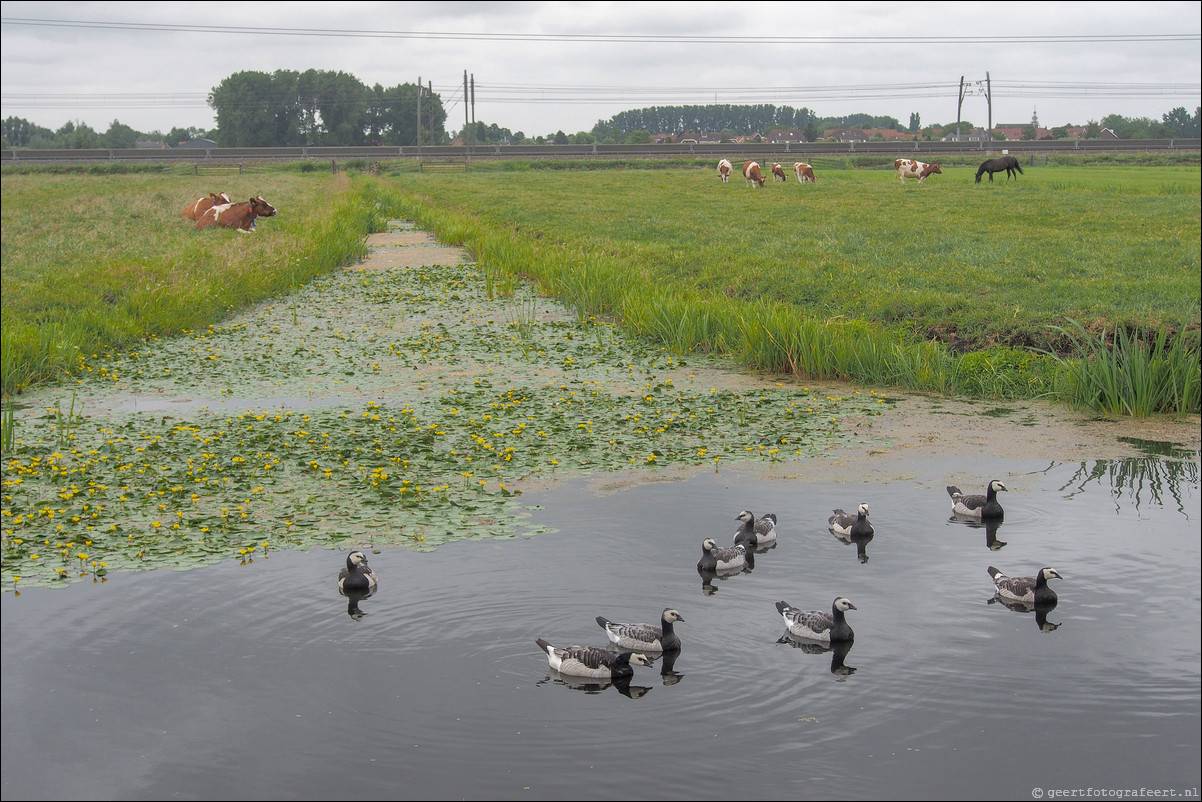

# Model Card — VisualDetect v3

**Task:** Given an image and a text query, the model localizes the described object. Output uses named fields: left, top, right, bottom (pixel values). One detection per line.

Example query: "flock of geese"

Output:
left=336, top=477, right=1063, bottom=681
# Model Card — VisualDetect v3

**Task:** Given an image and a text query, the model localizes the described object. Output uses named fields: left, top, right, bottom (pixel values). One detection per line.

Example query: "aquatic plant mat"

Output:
left=2, top=221, right=896, bottom=588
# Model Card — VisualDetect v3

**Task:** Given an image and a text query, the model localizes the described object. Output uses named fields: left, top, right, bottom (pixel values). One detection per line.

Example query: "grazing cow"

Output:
left=718, top=158, right=732, bottom=182
left=743, top=160, right=765, bottom=188
left=793, top=162, right=816, bottom=184
left=894, top=158, right=942, bottom=184
left=181, top=192, right=232, bottom=221
left=771, top=162, right=787, bottom=182
left=195, top=195, right=278, bottom=233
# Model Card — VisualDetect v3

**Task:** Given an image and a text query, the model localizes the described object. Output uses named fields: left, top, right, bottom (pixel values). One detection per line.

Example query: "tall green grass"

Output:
left=1047, top=320, right=1201, bottom=416
left=1, top=172, right=387, bottom=394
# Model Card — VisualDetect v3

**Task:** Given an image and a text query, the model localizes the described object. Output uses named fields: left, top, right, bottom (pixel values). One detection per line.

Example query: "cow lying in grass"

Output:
left=195, top=195, right=278, bottom=233
left=181, top=192, right=231, bottom=221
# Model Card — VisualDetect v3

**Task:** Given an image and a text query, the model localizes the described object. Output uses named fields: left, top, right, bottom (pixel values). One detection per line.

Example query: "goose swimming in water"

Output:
left=535, top=639, right=652, bottom=680
left=734, top=510, right=777, bottom=549
left=987, top=565, right=1061, bottom=606
left=828, top=503, right=874, bottom=538
left=595, top=608, right=684, bottom=652
left=337, top=550, right=378, bottom=593
left=698, top=538, right=747, bottom=572
left=775, top=597, right=857, bottom=642
left=948, top=480, right=1007, bottom=519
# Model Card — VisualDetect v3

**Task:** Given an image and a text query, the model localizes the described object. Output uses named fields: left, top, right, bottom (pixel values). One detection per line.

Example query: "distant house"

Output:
left=863, top=128, right=917, bottom=141
left=1100, top=127, right=1119, bottom=139
left=135, top=139, right=168, bottom=149
left=763, top=127, right=805, bottom=144
left=825, top=128, right=867, bottom=143
left=942, top=127, right=990, bottom=143
left=992, top=124, right=1063, bottom=141
left=176, top=138, right=217, bottom=149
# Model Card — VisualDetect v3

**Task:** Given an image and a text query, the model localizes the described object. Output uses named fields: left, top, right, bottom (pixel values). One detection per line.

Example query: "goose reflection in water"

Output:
left=657, top=648, right=684, bottom=686
left=776, top=633, right=857, bottom=677
left=751, top=539, right=777, bottom=556
left=537, top=671, right=654, bottom=699
left=948, top=515, right=1007, bottom=551
left=697, top=562, right=750, bottom=595
left=338, top=583, right=377, bottom=620
left=988, top=595, right=1062, bottom=632
left=830, top=527, right=874, bottom=564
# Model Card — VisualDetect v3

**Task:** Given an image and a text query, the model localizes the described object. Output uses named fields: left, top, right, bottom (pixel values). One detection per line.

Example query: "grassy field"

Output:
left=381, top=163, right=1199, bottom=352
left=1, top=170, right=388, bottom=395
left=1, top=161, right=1199, bottom=414
left=375, top=162, right=1200, bottom=414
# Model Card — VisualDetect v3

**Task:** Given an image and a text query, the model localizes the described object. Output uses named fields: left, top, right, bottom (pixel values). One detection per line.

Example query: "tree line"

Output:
left=1, top=66, right=1197, bottom=149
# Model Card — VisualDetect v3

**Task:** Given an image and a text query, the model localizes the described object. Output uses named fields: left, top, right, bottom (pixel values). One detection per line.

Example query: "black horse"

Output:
left=975, top=155, right=1024, bottom=183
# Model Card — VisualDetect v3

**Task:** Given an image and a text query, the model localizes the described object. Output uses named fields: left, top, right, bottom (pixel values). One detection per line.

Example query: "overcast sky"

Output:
left=2, top=1, right=1199, bottom=138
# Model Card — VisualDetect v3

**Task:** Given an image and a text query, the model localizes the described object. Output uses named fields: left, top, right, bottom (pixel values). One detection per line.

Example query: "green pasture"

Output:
left=382, top=163, right=1199, bottom=353
left=376, top=162, right=1200, bottom=415
left=1, top=162, right=1200, bottom=414
left=1, top=170, right=386, bottom=395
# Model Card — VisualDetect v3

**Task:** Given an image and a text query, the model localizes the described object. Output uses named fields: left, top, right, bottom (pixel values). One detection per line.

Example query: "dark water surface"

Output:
left=3, top=455, right=1200, bottom=801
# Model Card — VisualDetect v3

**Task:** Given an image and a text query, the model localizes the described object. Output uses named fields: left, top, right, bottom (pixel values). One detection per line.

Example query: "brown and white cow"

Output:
left=181, top=192, right=232, bottom=221
left=771, top=163, right=787, bottom=182
left=793, top=162, right=816, bottom=184
left=718, top=159, right=732, bottom=182
left=894, top=158, right=942, bottom=184
left=743, top=160, right=765, bottom=188
left=195, top=195, right=278, bottom=233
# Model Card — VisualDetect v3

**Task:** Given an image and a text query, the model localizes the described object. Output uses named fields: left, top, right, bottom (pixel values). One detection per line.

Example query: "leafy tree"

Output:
left=462, top=120, right=517, bottom=145
left=908, top=112, right=921, bottom=133
left=1161, top=106, right=1200, bottom=138
left=2, top=116, right=53, bottom=147
left=1101, top=113, right=1158, bottom=138
left=210, top=70, right=302, bottom=146
left=553, top=130, right=569, bottom=145
left=627, top=129, right=652, bottom=144
left=1083, top=120, right=1101, bottom=139
left=167, top=126, right=207, bottom=145
left=296, top=69, right=369, bottom=145
left=100, top=119, right=138, bottom=149
left=1022, top=125, right=1038, bottom=141
left=803, top=122, right=818, bottom=142
left=598, top=103, right=815, bottom=137
left=210, top=69, right=442, bottom=146
left=56, top=120, right=100, bottom=148
left=365, top=82, right=446, bottom=146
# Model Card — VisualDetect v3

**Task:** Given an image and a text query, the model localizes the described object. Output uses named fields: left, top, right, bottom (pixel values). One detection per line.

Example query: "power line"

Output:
left=3, top=16, right=1199, bottom=44
left=5, top=80, right=1196, bottom=112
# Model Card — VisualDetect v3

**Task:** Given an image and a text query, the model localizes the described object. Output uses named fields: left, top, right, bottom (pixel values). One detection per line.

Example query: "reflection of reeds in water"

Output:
left=1047, top=455, right=1200, bottom=516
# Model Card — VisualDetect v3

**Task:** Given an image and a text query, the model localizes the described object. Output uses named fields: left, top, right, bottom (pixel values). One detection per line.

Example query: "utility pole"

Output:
left=957, top=75, right=966, bottom=141
left=470, top=73, right=476, bottom=148
left=416, top=75, right=422, bottom=160
left=464, top=70, right=470, bottom=162
left=985, top=72, right=993, bottom=140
